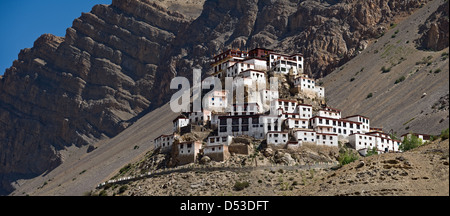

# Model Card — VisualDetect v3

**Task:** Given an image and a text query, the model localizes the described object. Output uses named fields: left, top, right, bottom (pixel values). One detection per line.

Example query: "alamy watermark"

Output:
left=170, top=68, right=279, bottom=114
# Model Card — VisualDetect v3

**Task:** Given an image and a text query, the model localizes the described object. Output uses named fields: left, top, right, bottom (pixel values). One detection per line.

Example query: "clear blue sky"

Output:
left=0, top=0, right=112, bottom=75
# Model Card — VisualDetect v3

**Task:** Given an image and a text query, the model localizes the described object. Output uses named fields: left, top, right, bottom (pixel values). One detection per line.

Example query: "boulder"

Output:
left=200, top=156, right=211, bottom=164
left=263, top=148, right=274, bottom=157
left=356, top=160, right=365, bottom=169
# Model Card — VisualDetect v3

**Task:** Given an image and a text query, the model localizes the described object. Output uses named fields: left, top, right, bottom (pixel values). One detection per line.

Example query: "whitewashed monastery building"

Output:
left=154, top=48, right=402, bottom=165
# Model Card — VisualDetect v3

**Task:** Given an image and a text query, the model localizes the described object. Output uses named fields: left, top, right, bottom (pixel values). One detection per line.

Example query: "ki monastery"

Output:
left=154, top=48, right=425, bottom=166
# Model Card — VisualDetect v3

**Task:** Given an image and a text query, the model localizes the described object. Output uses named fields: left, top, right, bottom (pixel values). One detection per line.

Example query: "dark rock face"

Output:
left=0, top=0, right=190, bottom=194
left=416, top=2, right=449, bottom=51
left=0, top=0, right=428, bottom=194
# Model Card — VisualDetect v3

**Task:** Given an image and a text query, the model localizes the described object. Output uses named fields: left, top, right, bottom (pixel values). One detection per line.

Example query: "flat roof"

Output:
left=270, top=52, right=304, bottom=57
left=310, top=116, right=362, bottom=124
left=267, top=131, right=289, bottom=134
left=345, top=115, right=370, bottom=120
left=173, top=116, right=188, bottom=122
left=400, top=132, right=432, bottom=138
left=349, top=132, right=401, bottom=142
left=155, top=134, right=174, bottom=140
left=287, top=118, right=309, bottom=121
left=316, top=133, right=338, bottom=136
left=319, top=109, right=341, bottom=114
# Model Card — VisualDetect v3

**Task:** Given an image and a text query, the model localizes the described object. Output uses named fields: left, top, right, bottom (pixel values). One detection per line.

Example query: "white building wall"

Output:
left=232, top=103, right=261, bottom=116
left=174, top=118, right=190, bottom=132
left=244, top=58, right=268, bottom=71
left=207, top=135, right=233, bottom=146
left=226, top=62, right=255, bottom=77
left=345, top=116, right=370, bottom=133
left=316, top=133, right=338, bottom=147
left=349, top=134, right=377, bottom=151
left=260, top=89, right=279, bottom=106
left=271, top=100, right=297, bottom=114
left=239, top=70, right=265, bottom=85
left=316, top=86, right=325, bottom=98
left=310, top=117, right=363, bottom=138
left=349, top=133, right=400, bottom=153
left=293, top=130, right=317, bottom=143
left=269, top=54, right=303, bottom=75
left=267, top=132, right=289, bottom=146
left=317, top=110, right=341, bottom=119
left=203, top=145, right=226, bottom=155
left=218, top=116, right=265, bottom=139
left=178, top=141, right=202, bottom=155
left=297, top=104, right=313, bottom=119
left=286, top=118, right=309, bottom=129
left=260, top=115, right=283, bottom=137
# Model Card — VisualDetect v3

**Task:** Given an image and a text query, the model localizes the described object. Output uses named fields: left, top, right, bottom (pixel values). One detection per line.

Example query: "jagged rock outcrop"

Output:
left=0, top=0, right=429, bottom=194
left=0, top=0, right=194, bottom=194
left=416, top=1, right=449, bottom=51
left=163, top=0, right=429, bottom=84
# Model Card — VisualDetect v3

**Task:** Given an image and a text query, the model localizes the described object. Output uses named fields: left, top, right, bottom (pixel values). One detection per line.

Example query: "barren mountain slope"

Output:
left=0, top=0, right=435, bottom=195
left=10, top=102, right=178, bottom=196
left=89, top=138, right=448, bottom=196
left=298, top=138, right=449, bottom=196
left=0, top=0, right=194, bottom=194
left=323, top=0, right=449, bottom=136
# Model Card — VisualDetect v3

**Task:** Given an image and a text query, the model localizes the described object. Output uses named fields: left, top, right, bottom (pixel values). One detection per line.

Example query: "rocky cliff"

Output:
left=0, top=0, right=429, bottom=194
left=323, top=0, right=448, bottom=137
left=416, top=1, right=449, bottom=51
left=0, top=0, right=195, bottom=194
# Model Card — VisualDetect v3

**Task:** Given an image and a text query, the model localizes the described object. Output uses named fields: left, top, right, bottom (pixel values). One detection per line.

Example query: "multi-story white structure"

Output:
left=188, top=110, right=211, bottom=125
left=177, top=141, right=203, bottom=165
left=259, top=115, right=283, bottom=137
left=344, top=115, right=370, bottom=133
left=292, top=129, right=317, bottom=144
left=269, top=53, right=304, bottom=75
left=207, top=135, right=233, bottom=146
left=154, top=134, right=177, bottom=153
left=243, top=57, right=268, bottom=71
left=400, top=133, right=431, bottom=143
left=293, top=74, right=325, bottom=98
left=260, top=89, right=279, bottom=105
left=237, top=69, right=266, bottom=86
left=316, top=133, right=339, bottom=147
left=204, top=90, right=228, bottom=112
left=217, top=115, right=265, bottom=139
left=317, top=107, right=341, bottom=119
left=203, top=144, right=230, bottom=161
left=152, top=48, right=405, bottom=168
left=173, top=116, right=190, bottom=132
left=211, top=49, right=248, bottom=78
left=349, top=132, right=401, bottom=154
left=285, top=118, right=309, bottom=129
left=271, top=99, right=297, bottom=114
left=231, top=103, right=262, bottom=116
left=267, top=131, right=289, bottom=146
left=297, top=104, right=313, bottom=119
left=310, top=116, right=364, bottom=138
left=226, top=62, right=256, bottom=77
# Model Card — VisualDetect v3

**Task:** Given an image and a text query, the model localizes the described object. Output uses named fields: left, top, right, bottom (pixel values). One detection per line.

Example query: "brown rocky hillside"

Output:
left=323, top=0, right=449, bottom=137
left=0, top=0, right=441, bottom=195
left=89, top=138, right=448, bottom=196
